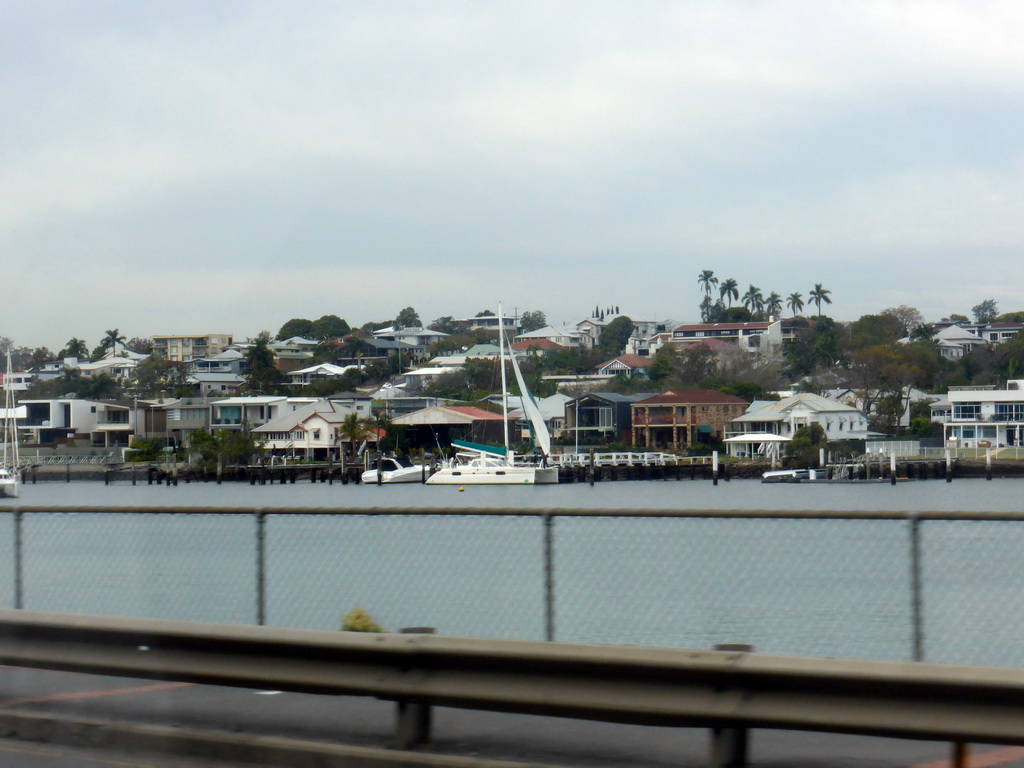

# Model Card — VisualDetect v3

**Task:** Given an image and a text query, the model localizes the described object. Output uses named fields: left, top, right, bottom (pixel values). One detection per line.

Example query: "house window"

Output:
left=995, top=403, right=1024, bottom=421
left=313, top=430, right=321, bottom=440
left=953, top=403, right=981, bottom=420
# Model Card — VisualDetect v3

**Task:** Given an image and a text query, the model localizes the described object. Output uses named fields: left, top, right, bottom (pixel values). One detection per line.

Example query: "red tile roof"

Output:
left=632, top=389, right=748, bottom=406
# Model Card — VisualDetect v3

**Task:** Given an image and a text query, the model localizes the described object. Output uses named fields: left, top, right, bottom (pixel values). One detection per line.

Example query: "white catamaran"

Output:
left=0, top=351, right=21, bottom=498
left=426, top=306, right=558, bottom=485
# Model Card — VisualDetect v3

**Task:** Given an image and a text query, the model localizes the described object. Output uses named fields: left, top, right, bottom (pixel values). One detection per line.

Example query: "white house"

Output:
left=253, top=399, right=377, bottom=460
left=724, top=393, right=870, bottom=458
left=513, top=326, right=583, bottom=348
left=944, top=381, right=1024, bottom=448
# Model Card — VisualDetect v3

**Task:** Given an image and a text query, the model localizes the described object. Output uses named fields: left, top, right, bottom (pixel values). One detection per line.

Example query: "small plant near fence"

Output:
left=340, top=607, right=386, bottom=633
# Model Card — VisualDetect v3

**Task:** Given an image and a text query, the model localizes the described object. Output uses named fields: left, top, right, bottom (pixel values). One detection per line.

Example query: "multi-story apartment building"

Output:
left=152, top=334, right=234, bottom=362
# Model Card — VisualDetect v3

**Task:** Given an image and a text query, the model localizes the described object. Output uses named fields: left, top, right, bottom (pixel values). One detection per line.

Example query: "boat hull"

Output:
left=426, top=465, right=558, bottom=485
left=360, top=467, right=424, bottom=484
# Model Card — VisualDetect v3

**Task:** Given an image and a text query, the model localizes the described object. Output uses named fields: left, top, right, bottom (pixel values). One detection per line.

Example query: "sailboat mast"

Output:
left=498, top=303, right=510, bottom=455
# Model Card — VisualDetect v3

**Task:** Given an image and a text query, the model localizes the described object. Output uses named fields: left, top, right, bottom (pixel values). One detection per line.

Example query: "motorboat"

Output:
left=761, top=468, right=821, bottom=483
left=361, top=456, right=425, bottom=484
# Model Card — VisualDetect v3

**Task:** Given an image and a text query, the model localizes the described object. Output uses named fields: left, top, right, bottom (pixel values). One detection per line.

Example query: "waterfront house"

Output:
left=724, top=393, right=870, bottom=458
left=253, top=399, right=378, bottom=461
left=631, top=390, right=748, bottom=450
left=391, top=405, right=506, bottom=452
left=564, top=392, right=656, bottom=445
left=944, top=381, right=1024, bottom=449
left=18, top=398, right=135, bottom=448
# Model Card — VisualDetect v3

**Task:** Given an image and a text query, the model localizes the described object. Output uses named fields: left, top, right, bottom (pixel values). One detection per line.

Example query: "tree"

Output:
left=519, top=310, right=547, bottom=333
left=61, top=338, right=90, bottom=360
left=809, top=284, right=832, bottom=316
left=598, top=316, right=634, bottom=357
left=476, top=309, right=496, bottom=317
left=429, top=316, right=457, bottom=334
left=698, top=270, right=719, bottom=302
left=96, top=329, right=126, bottom=358
left=741, top=285, right=764, bottom=315
left=243, top=332, right=282, bottom=394
left=972, top=299, right=999, bottom=324
left=719, top=278, right=739, bottom=307
left=787, top=292, right=804, bottom=317
left=189, top=428, right=261, bottom=473
left=310, top=314, right=350, bottom=341
left=276, top=318, right=314, bottom=341
left=881, top=305, right=924, bottom=337
left=787, top=423, right=828, bottom=467
left=339, top=412, right=372, bottom=459
left=847, top=313, right=905, bottom=351
left=765, top=292, right=783, bottom=319
left=394, top=307, right=420, bottom=329
left=77, top=372, right=121, bottom=399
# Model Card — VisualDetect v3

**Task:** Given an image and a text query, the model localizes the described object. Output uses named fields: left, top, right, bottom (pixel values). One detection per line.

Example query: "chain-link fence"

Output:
left=1, top=507, right=1022, bottom=667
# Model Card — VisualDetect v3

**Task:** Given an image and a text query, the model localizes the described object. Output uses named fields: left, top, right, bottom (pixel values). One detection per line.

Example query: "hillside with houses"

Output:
left=4, top=284, right=1024, bottom=467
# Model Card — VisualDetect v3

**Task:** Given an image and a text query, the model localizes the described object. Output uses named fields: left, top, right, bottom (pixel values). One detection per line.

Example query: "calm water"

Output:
left=2, top=478, right=1023, bottom=667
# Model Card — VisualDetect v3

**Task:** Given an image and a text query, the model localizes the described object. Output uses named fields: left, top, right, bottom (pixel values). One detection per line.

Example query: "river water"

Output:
left=3, top=477, right=1023, bottom=667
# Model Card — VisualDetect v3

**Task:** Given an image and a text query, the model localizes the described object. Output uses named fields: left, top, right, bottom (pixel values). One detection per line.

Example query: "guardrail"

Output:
left=0, top=609, right=1019, bottom=767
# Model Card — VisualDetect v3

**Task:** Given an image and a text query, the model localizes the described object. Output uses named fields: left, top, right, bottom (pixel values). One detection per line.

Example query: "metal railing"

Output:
left=3, top=506, right=1024, bottom=668
left=1, top=609, right=1022, bottom=764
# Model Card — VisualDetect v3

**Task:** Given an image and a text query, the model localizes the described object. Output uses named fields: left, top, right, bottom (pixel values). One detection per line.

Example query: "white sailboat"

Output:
left=0, top=351, right=22, bottom=498
left=427, top=306, right=557, bottom=485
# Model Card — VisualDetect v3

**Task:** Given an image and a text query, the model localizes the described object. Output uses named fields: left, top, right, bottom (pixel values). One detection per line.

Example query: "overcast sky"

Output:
left=3, top=1, right=1023, bottom=349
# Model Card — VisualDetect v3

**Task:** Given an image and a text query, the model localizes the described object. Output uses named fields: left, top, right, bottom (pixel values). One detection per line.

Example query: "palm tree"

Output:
left=99, top=329, right=126, bottom=357
left=339, top=411, right=373, bottom=461
left=787, top=292, right=804, bottom=316
left=765, top=292, right=783, bottom=319
left=62, top=337, right=89, bottom=360
left=697, top=270, right=719, bottom=300
left=742, top=285, right=764, bottom=315
left=809, top=283, right=833, bottom=316
left=719, top=278, right=739, bottom=308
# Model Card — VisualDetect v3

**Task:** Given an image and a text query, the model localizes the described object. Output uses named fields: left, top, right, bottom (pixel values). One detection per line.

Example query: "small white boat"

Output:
left=361, top=457, right=425, bottom=484
left=761, top=468, right=820, bottom=483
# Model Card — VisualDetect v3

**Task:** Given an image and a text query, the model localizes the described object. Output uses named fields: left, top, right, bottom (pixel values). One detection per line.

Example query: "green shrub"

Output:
left=340, top=607, right=385, bottom=633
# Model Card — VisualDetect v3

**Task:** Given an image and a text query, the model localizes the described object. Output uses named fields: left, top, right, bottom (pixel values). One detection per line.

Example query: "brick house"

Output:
left=631, top=390, right=748, bottom=450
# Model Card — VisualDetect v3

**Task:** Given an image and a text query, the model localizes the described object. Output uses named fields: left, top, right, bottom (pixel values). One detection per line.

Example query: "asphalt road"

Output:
left=1, top=665, right=1024, bottom=768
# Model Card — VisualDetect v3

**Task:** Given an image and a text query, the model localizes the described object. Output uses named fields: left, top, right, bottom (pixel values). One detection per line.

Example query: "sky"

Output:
left=3, top=0, right=1024, bottom=350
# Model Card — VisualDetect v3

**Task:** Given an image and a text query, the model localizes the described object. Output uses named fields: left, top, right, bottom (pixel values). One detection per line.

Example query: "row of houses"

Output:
left=18, top=379, right=1024, bottom=460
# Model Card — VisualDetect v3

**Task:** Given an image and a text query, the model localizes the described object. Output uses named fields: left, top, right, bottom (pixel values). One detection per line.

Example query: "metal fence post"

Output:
left=909, top=516, right=924, bottom=662
left=396, top=627, right=436, bottom=749
left=544, top=510, right=555, bottom=642
left=711, top=644, right=754, bottom=768
left=13, top=509, right=23, bottom=610
left=255, top=511, right=266, bottom=626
